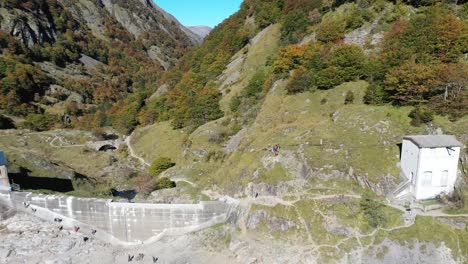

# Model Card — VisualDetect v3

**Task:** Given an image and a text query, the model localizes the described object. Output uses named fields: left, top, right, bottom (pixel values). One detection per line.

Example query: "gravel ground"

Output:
left=0, top=209, right=235, bottom=264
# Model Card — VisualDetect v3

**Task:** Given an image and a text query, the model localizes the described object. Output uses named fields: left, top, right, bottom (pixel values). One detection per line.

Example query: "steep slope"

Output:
left=130, top=0, right=468, bottom=262
left=0, top=0, right=197, bottom=133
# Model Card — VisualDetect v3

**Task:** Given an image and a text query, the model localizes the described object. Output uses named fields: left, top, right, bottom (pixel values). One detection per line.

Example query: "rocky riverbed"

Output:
left=0, top=205, right=235, bottom=264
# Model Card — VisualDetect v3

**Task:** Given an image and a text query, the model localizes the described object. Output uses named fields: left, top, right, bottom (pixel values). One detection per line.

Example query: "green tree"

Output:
left=281, top=10, right=310, bottom=44
left=316, top=18, right=345, bottom=43
left=243, top=69, right=267, bottom=98
left=286, top=69, right=315, bottom=94
left=344, top=90, right=355, bottom=104
left=363, top=83, right=388, bottom=105
left=24, top=113, right=57, bottom=131
left=408, top=105, right=434, bottom=126
left=328, top=44, right=367, bottom=81
left=316, top=67, right=344, bottom=89
left=149, top=157, right=176, bottom=177
left=360, top=194, right=387, bottom=228
left=154, top=177, right=176, bottom=190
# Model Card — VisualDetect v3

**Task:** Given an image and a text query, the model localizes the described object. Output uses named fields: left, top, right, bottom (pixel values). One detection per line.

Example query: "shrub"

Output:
left=316, top=18, right=345, bottom=43
left=328, top=44, right=367, bottom=81
left=133, top=174, right=154, bottom=194
left=24, top=113, right=57, bottom=131
left=154, top=177, right=176, bottom=190
left=408, top=106, right=434, bottom=127
left=243, top=69, right=267, bottom=98
left=281, top=10, right=310, bottom=44
left=230, top=96, right=241, bottom=113
left=149, top=157, right=176, bottom=177
left=208, top=129, right=228, bottom=144
left=316, top=67, right=344, bottom=89
left=448, top=187, right=465, bottom=210
left=363, top=84, right=388, bottom=105
left=360, top=194, right=387, bottom=228
left=286, top=70, right=316, bottom=94
left=344, top=91, right=355, bottom=104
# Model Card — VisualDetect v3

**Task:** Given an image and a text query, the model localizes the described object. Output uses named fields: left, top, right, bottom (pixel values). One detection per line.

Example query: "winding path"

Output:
left=125, top=132, right=150, bottom=167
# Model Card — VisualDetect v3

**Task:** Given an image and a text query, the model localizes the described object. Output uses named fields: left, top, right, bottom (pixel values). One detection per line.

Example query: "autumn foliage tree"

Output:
left=384, top=61, right=439, bottom=105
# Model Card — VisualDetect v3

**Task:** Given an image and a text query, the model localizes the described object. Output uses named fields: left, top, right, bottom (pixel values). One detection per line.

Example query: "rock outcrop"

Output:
left=0, top=6, right=56, bottom=47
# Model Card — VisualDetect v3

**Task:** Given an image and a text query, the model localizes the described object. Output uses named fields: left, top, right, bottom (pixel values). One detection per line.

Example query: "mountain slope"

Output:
left=0, top=0, right=197, bottom=133
left=130, top=0, right=468, bottom=262
left=188, top=26, right=212, bottom=40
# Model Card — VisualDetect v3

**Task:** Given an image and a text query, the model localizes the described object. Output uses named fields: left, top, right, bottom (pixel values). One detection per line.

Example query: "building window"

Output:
left=441, top=170, right=448, bottom=187
left=423, top=171, right=432, bottom=187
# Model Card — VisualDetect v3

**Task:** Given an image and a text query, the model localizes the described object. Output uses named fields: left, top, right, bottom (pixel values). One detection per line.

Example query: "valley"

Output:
left=0, top=0, right=467, bottom=263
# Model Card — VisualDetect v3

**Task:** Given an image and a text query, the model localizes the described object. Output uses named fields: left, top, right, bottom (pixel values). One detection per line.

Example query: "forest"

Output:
left=0, top=0, right=467, bottom=134
left=140, top=0, right=467, bottom=131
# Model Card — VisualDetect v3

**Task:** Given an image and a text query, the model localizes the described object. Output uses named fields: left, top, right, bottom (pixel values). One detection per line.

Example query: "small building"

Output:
left=399, top=135, right=463, bottom=200
left=0, top=150, right=10, bottom=191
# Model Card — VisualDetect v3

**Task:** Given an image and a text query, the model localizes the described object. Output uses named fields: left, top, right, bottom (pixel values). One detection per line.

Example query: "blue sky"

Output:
left=154, top=0, right=243, bottom=28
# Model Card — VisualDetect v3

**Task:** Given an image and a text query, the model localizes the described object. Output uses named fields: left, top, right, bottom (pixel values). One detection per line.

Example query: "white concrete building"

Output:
left=399, top=135, right=463, bottom=200
left=0, top=151, right=10, bottom=191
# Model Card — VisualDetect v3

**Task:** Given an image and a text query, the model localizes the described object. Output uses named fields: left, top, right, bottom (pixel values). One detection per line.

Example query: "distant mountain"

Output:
left=188, top=26, right=212, bottom=40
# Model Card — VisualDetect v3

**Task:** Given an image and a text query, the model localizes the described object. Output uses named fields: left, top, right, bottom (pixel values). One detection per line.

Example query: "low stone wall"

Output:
left=0, top=191, right=236, bottom=246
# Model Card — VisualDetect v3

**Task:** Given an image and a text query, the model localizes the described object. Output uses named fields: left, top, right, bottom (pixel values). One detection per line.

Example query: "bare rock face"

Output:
left=246, top=182, right=289, bottom=197
left=0, top=0, right=198, bottom=67
left=0, top=7, right=56, bottom=47
left=246, top=209, right=295, bottom=232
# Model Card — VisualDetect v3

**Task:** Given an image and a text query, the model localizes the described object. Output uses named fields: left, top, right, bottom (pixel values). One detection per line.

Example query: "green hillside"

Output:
left=128, top=0, right=468, bottom=261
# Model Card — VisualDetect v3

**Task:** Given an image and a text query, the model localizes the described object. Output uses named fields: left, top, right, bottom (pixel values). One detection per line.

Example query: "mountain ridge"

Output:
left=188, top=26, right=212, bottom=40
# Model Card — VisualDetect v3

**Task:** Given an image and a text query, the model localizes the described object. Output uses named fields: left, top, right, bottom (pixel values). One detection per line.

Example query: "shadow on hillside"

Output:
left=9, top=167, right=74, bottom=192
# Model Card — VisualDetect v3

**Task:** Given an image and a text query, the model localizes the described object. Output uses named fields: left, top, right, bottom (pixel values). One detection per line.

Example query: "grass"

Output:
left=175, top=181, right=210, bottom=202
left=131, top=121, right=187, bottom=163
left=256, top=163, right=292, bottom=185
left=250, top=203, right=304, bottom=241
left=0, top=129, right=139, bottom=197
left=219, top=23, right=281, bottom=112
left=386, top=216, right=468, bottom=261
left=0, top=130, right=112, bottom=178
left=166, top=78, right=467, bottom=196
left=194, top=80, right=416, bottom=192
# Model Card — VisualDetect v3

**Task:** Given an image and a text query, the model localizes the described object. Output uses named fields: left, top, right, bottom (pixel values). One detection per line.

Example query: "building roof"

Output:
left=0, top=151, right=6, bottom=166
left=403, top=135, right=464, bottom=148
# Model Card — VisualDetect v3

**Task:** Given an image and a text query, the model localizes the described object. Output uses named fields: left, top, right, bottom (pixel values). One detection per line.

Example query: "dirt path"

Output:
left=385, top=202, right=468, bottom=218
left=49, top=136, right=85, bottom=148
left=124, top=133, right=150, bottom=167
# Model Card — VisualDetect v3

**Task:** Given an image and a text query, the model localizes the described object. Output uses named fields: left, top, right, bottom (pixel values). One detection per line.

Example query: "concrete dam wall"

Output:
left=0, top=191, right=236, bottom=246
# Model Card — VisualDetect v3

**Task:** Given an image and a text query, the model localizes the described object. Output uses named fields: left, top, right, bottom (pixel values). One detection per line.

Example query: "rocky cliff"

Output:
left=0, top=0, right=197, bottom=63
left=0, top=0, right=203, bottom=132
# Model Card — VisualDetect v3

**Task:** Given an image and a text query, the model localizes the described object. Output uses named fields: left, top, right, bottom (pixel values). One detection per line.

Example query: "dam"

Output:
left=0, top=190, right=237, bottom=246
